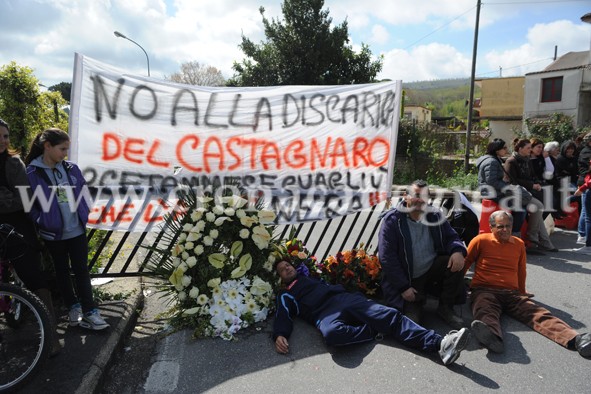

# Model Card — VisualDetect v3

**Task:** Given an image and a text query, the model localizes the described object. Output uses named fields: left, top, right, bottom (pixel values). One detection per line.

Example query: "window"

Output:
left=541, top=76, right=563, bottom=102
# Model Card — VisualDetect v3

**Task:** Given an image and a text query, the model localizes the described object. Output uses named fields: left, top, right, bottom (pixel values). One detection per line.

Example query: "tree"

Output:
left=524, top=113, right=577, bottom=142
left=0, top=62, right=69, bottom=154
left=48, top=82, right=72, bottom=102
left=229, top=0, right=383, bottom=86
left=165, top=61, right=226, bottom=86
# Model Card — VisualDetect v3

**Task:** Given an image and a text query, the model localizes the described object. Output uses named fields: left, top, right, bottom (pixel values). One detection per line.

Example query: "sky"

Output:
left=1, top=0, right=590, bottom=88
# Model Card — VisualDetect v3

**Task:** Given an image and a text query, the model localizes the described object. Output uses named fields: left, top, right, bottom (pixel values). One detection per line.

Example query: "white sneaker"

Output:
left=439, top=327, right=470, bottom=365
left=68, top=303, right=82, bottom=326
left=79, top=309, right=109, bottom=330
left=576, top=236, right=587, bottom=244
left=573, top=246, right=591, bottom=255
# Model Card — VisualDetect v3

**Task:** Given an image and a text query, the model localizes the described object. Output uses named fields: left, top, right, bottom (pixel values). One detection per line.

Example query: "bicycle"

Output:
left=0, top=223, right=52, bottom=392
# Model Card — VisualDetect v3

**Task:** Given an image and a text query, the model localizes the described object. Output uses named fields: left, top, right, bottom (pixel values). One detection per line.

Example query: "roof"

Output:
left=526, top=51, right=590, bottom=75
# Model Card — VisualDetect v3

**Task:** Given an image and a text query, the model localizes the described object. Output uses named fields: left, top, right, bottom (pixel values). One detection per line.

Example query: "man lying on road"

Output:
left=272, top=259, right=470, bottom=366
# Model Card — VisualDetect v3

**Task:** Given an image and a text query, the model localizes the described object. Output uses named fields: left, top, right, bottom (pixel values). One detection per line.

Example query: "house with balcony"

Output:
left=474, top=76, right=525, bottom=142
left=524, top=51, right=591, bottom=130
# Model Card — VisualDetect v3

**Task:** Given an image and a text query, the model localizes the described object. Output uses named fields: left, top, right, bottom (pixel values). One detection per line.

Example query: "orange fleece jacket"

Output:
left=463, top=233, right=526, bottom=294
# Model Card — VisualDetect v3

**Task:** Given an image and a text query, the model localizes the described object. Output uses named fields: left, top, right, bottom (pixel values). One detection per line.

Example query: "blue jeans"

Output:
left=44, top=234, right=96, bottom=312
left=582, top=190, right=591, bottom=246
left=579, top=193, right=587, bottom=238
left=315, top=292, right=442, bottom=352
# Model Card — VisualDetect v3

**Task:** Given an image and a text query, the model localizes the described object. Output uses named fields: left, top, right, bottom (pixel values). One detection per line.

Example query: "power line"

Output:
left=476, top=57, right=553, bottom=77
left=403, top=6, right=476, bottom=50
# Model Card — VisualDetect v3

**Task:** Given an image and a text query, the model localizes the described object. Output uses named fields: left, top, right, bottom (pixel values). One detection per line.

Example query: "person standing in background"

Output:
left=24, top=128, right=109, bottom=331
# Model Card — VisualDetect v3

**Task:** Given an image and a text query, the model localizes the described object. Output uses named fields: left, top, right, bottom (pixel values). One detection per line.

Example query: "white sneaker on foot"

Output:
left=573, top=246, right=591, bottom=255
left=439, top=327, right=470, bottom=365
left=68, top=303, right=82, bottom=326
left=79, top=309, right=109, bottom=330
left=576, top=236, right=587, bottom=244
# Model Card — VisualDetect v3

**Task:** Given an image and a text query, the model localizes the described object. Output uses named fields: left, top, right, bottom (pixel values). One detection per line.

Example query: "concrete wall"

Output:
left=478, top=77, right=524, bottom=117
left=489, top=120, right=522, bottom=142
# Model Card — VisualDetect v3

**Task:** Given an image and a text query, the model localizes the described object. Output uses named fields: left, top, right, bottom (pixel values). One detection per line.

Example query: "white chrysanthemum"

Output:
left=239, top=229, right=249, bottom=239
left=186, top=232, right=199, bottom=242
left=246, top=300, right=258, bottom=313
left=235, top=209, right=246, bottom=219
left=195, top=221, right=206, bottom=231
left=212, top=205, right=224, bottom=215
left=263, top=259, right=273, bottom=272
left=181, top=251, right=189, bottom=260
left=197, top=294, right=209, bottom=305
left=178, top=233, right=187, bottom=242
left=205, top=212, right=216, bottom=222
left=172, top=257, right=181, bottom=267
left=178, top=291, right=187, bottom=301
left=183, top=223, right=193, bottom=232
left=185, top=256, right=197, bottom=268
left=209, top=229, right=219, bottom=239
left=203, top=236, right=214, bottom=246
left=178, top=262, right=188, bottom=272
left=181, top=275, right=192, bottom=288
left=224, top=207, right=235, bottom=216
left=189, top=287, right=200, bottom=298
left=190, top=210, right=203, bottom=222
left=194, top=245, right=204, bottom=255
left=185, top=241, right=194, bottom=250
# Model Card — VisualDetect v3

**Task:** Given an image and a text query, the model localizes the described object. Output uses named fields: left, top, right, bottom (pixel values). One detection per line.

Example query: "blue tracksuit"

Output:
left=273, top=275, right=442, bottom=352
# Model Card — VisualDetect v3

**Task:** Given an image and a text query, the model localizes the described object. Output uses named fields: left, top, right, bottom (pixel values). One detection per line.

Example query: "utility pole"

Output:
left=465, top=0, right=481, bottom=173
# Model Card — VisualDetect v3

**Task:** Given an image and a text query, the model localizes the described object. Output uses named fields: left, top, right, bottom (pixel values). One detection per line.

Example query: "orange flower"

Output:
left=342, top=251, right=353, bottom=264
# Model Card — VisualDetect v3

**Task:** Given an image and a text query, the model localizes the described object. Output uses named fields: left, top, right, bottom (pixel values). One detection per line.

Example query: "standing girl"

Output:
left=24, top=128, right=108, bottom=330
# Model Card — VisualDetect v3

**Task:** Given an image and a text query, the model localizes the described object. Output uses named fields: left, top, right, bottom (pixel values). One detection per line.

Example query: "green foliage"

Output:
left=429, top=165, right=479, bottom=190
left=524, top=113, right=577, bottom=142
left=48, top=82, right=72, bottom=102
left=402, top=79, right=479, bottom=118
left=229, top=0, right=382, bottom=86
left=87, top=229, right=112, bottom=273
left=0, top=61, right=69, bottom=154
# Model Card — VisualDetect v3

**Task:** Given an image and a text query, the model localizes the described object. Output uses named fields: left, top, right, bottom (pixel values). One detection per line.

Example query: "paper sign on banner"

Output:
left=68, top=53, right=401, bottom=232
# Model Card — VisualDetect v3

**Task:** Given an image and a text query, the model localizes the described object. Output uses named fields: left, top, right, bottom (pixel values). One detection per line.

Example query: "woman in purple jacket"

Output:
left=25, top=128, right=108, bottom=331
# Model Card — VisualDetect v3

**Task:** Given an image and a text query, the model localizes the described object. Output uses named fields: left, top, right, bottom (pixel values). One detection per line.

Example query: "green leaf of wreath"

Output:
left=231, top=241, right=244, bottom=257
left=208, top=253, right=226, bottom=269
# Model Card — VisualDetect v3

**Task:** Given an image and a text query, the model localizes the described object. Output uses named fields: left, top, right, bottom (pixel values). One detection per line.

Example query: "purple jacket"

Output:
left=378, top=204, right=466, bottom=310
left=25, top=160, right=89, bottom=240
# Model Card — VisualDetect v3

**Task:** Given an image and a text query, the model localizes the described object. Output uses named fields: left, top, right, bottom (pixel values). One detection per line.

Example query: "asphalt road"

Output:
left=102, top=228, right=591, bottom=394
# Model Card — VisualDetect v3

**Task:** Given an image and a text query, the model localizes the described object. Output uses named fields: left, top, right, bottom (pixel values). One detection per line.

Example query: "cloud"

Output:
left=370, top=24, right=390, bottom=45
left=482, top=20, right=590, bottom=77
left=380, top=42, right=471, bottom=82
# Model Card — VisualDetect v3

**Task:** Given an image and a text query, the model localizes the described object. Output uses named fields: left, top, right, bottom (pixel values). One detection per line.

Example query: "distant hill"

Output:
left=401, top=78, right=477, bottom=118
left=402, top=78, right=470, bottom=90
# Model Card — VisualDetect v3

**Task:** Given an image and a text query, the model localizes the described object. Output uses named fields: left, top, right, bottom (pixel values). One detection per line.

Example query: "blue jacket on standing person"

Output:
left=25, top=159, right=90, bottom=241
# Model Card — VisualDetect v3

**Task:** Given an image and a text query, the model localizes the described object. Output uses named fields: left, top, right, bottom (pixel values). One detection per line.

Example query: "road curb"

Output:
left=75, top=282, right=145, bottom=394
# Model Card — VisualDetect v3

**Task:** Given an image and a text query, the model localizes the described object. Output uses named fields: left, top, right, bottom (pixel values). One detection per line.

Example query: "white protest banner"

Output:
left=69, top=53, right=401, bottom=232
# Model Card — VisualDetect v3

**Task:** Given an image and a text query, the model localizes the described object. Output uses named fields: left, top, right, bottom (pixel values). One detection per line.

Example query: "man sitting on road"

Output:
left=463, top=210, right=591, bottom=357
left=272, top=259, right=470, bottom=365
left=378, top=180, right=467, bottom=329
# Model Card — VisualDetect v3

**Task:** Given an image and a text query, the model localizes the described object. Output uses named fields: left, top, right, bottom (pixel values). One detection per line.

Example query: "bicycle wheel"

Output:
left=0, top=283, right=51, bottom=392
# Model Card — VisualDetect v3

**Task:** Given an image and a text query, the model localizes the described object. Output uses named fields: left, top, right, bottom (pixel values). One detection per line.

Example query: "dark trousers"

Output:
left=316, top=292, right=441, bottom=352
left=45, top=234, right=95, bottom=313
left=0, top=210, right=47, bottom=290
left=471, top=287, right=578, bottom=348
left=408, top=255, right=464, bottom=308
